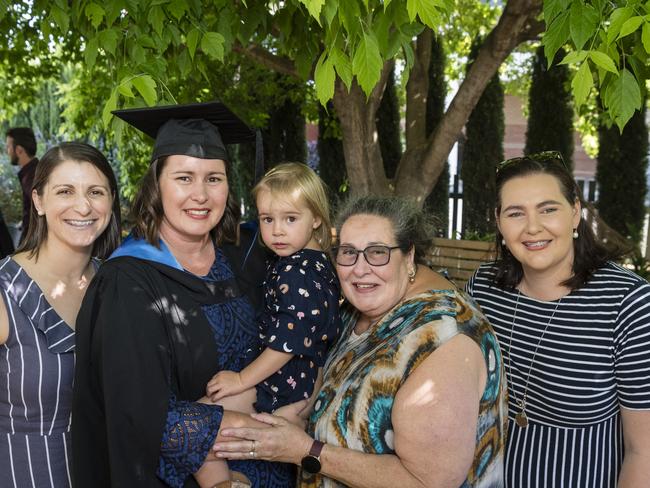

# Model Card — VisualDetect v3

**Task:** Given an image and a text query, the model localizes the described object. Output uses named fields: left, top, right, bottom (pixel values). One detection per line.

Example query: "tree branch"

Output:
left=405, top=27, right=433, bottom=150
left=395, top=0, right=543, bottom=200
left=366, top=60, right=395, bottom=130
left=233, top=43, right=300, bottom=78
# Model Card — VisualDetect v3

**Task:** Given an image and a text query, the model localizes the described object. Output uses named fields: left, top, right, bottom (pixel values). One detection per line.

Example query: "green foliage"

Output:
left=545, top=0, right=650, bottom=131
left=424, top=33, right=449, bottom=234
left=461, top=38, right=503, bottom=238
left=376, top=68, right=402, bottom=180
left=525, top=46, right=574, bottom=169
left=597, top=102, right=648, bottom=244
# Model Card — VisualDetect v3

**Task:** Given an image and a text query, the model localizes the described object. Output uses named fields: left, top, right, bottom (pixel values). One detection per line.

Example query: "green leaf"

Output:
left=138, top=34, right=157, bottom=49
left=338, top=0, right=360, bottom=37
left=643, top=22, right=650, bottom=53
left=618, top=16, right=644, bottom=39
left=186, top=28, right=200, bottom=60
left=314, top=51, right=335, bottom=105
left=130, top=42, right=146, bottom=65
left=588, top=51, right=617, bottom=73
left=572, top=61, right=593, bottom=106
left=544, top=0, right=568, bottom=25
left=167, top=0, right=188, bottom=20
left=102, top=88, right=118, bottom=128
left=406, top=0, right=442, bottom=28
left=569, top=2, right=598, bottom=50
left=607, top=7, right=633, bottom=44
left=148, top=5, right=165, bottom=36
left=200, top=32, right=225, bottom=61
left=543, top=10, right=570, bottom=67
left=51, top=5, right=69, bottom=33
left=177, top=48, right=191, bottom=77
left=84, top=37, right=99, bottom=67
left=299, top=0, right=325, bottom=24
left=322, top=0, right=338, bottom=25
left=604, top=68, right=642, bottom=131
left=98, top=29, right=119, bottom=56
left=85, top=2, right=105, bottom=29
left=132, top=74, right=158, bottom=106
left=559, top=50, right=588, bottom=64
left=352, top=32, right=383, bottom=97
left=330, top=47, right=352, bottom=89
left=118, top=78, right=135, bottom=98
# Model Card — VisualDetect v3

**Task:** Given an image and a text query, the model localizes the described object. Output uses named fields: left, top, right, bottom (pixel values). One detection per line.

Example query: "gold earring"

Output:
left=408, top=267, right=416, bottom=283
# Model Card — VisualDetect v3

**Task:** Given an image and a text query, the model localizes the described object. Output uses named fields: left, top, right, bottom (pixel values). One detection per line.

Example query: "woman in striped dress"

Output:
left=466, top=151, right=650, bottom=487
left=0, top=143, right=120, bottom=487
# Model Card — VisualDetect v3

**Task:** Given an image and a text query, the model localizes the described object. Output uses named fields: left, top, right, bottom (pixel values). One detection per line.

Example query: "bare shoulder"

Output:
left=409, top=265, right=456, bottom=295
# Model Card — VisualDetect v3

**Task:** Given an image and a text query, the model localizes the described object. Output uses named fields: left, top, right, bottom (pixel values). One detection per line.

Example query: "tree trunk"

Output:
left=331, top=64, right=393, bottom=196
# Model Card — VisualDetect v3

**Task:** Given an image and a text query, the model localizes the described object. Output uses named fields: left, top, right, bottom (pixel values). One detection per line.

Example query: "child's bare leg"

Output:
left=194, top=460, right=231, bottom=487
left=193, top=388, right=257, bottom=487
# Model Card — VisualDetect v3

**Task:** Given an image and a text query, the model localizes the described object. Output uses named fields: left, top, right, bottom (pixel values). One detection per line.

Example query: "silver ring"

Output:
left=251, top=440, right=256, bottom=452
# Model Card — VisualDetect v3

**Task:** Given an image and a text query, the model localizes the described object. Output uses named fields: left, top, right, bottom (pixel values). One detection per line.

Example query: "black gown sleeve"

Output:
left=72, top=261, right=219, bottom=488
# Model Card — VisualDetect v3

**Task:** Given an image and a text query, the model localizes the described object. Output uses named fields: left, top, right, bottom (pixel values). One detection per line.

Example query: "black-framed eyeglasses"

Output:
left=331, top=245, right=401, bottom=266
left=496, top=150, right=568, bottom=175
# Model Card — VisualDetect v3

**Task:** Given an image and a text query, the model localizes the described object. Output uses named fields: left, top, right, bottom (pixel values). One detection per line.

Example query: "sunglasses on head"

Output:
left=496, top=150, right=568, bottom=175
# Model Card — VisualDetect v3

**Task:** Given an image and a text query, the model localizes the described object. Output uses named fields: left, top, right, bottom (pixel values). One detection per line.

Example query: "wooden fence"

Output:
left=428, top=238, right=496, bottom=288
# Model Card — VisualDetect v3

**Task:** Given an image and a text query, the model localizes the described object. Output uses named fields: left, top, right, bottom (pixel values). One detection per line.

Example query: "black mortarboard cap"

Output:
left=112, top=101, right=264, bottom=180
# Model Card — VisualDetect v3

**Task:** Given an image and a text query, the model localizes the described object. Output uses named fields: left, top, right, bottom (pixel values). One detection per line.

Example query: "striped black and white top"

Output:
left=467, top=262, right=650, bottom=488
left=0, top=257, right=75, bottom=488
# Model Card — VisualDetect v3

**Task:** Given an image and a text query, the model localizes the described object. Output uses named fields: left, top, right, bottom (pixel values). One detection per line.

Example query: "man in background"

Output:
left=6, top=127, right=38, bottom=243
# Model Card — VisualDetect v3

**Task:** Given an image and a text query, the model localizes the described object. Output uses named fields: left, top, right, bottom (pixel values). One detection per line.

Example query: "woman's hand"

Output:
left=273, top=399, right=309, bottom=428
left=213, top=413, right=313, bottom=465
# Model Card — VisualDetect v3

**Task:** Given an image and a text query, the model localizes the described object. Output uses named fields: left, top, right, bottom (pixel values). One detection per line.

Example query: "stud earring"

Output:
left=501, top=238, right=506, bottom=246
left=37, top=210, right=44, bottom=216
left=573, top=229, right=579, bottom=239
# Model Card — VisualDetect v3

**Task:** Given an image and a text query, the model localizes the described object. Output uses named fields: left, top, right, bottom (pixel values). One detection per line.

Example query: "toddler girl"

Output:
left=196, top=162, right=341, bottom=488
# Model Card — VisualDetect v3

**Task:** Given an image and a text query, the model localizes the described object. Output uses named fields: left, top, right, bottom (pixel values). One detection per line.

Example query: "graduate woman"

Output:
left=72, top=102, right=296, bottom=488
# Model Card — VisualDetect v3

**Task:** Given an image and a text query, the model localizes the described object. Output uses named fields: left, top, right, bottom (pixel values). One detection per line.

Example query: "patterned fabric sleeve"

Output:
left=157, top=396, right=224, bottom=488
left=265, top=264, right=328, bottom=361
left=613, top=281, right=650, bottom=410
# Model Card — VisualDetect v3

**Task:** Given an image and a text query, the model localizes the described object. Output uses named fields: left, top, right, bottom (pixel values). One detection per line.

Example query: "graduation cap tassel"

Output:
left=254, top=129, right=265, bottom=185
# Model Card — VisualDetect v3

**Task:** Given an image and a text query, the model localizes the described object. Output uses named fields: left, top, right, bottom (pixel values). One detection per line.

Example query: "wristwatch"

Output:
left=300, top=439, right=325, bottom=474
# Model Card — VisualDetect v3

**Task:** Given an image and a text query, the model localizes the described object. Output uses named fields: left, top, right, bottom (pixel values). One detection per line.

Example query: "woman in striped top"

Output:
left=0, top=143, right=120, bottom=488
left=466, top=151, right=650, bottom=487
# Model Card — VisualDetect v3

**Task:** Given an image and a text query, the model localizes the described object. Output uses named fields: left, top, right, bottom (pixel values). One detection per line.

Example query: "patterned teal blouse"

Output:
left=302, top=289, right=506, bottom=487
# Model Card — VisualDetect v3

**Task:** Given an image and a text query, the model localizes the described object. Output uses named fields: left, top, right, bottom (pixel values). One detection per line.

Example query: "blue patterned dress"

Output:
left=302, top=289, right=507, bottom=488
left=158, top=249, right=295, bottom=487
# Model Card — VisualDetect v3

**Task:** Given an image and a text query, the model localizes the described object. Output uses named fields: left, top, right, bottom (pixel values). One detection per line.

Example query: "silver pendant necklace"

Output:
left=506, top=290, right=562, bottom=428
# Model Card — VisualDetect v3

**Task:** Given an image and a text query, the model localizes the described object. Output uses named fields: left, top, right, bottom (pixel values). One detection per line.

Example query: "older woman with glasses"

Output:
left=466, top=151, right=650, bottom=487
left=213, top=196, right=507, bottom=487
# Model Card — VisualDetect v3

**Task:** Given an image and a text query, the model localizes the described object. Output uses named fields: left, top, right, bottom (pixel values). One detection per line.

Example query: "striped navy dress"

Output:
left=467, top=262, right=650, bottom=487
left=0, top=257, right=75, bottom=487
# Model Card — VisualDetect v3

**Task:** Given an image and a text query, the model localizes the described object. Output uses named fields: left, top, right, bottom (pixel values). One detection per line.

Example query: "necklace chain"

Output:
left=506, top=290, right=562, bottom=428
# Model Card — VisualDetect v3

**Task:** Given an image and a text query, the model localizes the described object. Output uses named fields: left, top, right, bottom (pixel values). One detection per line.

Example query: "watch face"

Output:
left=301, top=454, right=321, bottom=474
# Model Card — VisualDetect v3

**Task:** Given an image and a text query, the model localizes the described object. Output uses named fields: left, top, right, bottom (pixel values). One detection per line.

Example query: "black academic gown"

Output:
left=72, top=228, right=267, bottom=488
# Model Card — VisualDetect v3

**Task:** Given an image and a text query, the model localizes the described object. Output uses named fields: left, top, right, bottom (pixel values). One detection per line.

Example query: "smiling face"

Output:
left=336, top=214, right=414, bottom=323
left=158, top=155, right=229, bottom=244
left=497, top=172, right=581, bottom=282
left=32, top=160, right=114, bottom=253
left=256, top=188, right=321, bottom=257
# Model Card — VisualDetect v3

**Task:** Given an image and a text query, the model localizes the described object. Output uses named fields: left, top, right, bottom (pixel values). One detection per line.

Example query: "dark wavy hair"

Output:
left=130, top=156, right=240, bottom=246
left=494, top=155, right=615, bottom=290
left=16, top=142, right=121, bottom=260
left=335, top=195, right=435, bottom=265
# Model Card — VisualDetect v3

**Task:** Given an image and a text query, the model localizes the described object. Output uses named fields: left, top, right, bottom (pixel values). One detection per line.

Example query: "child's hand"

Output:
left=206, top=370, right=246, bottom=401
